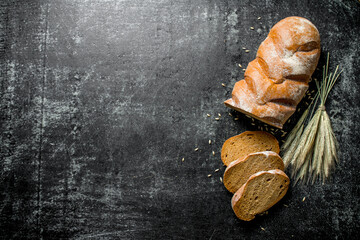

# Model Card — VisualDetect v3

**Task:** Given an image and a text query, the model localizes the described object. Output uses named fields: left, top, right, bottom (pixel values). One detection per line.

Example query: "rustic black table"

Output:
left=1, top=0, right=359, bottom=239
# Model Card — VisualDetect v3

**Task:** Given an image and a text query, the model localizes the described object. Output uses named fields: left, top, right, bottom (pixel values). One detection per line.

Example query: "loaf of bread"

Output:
left=223, top=151, right=284, bottom=193
left=231, top=169, right=290, bottom=221
left=224, top=16, right=321, bottom=128
left=221, top=131, right=279, bottom=166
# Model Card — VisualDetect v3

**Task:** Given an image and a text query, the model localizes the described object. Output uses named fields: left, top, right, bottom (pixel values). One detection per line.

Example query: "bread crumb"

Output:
left=258, top=211, right=268, bottom=216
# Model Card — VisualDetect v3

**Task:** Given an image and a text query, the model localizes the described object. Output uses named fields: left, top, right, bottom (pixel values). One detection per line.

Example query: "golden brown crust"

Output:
left=225, top=16, right=320, bottom=129
left=221, top=131, right=280, bottom=166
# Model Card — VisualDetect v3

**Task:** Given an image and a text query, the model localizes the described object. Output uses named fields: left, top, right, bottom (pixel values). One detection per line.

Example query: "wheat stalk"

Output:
left=281, top=53, right=342, bottom=184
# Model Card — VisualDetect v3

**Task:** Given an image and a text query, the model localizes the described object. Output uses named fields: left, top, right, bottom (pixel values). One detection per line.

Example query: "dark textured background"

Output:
left=1, top=0, right=359, bottom=239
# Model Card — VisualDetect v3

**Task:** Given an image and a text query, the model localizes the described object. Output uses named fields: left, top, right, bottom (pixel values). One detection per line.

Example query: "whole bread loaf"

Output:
left=231, top=169, right=290, bottom=221
left=221, top=131, right=279, bottom=166
left=224, top=16, right=321, bottom=128
left=223, top=151, right=284, bottom=193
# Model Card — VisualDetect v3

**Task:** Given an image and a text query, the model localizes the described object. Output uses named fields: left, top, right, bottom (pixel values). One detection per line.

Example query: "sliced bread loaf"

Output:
left=223, top=151, right=284, bottom=193
left=231, top=169, right=290, bottom=221
left=221, top=131, right=280, bottom=166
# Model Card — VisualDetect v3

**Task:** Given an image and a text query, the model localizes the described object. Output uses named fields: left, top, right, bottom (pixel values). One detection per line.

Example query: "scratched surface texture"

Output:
left=0, top=0, right=359, bottom=239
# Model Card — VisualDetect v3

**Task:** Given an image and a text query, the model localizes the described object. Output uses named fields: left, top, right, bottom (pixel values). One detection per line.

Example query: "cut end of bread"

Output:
left=224, top=98, right=285, bottom=129
left=231, top=169, right=290, bottom=221
left=224, top=98, right=234, bottom=107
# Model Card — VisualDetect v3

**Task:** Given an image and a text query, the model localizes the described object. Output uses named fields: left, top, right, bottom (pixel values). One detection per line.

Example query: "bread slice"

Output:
left=231, top=169, right=290, bottom=221
left=223, top=151, right=284, bottom=193
left=221, top=131, right=279, bottom=166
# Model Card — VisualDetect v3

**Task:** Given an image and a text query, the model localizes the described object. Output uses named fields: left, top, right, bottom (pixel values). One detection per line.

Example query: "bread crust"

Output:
left=225, top=16, right=320, bottom=129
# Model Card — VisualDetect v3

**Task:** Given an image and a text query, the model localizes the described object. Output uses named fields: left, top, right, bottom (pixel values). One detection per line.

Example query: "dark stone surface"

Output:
left=0, top=0, right=359, bottom=239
